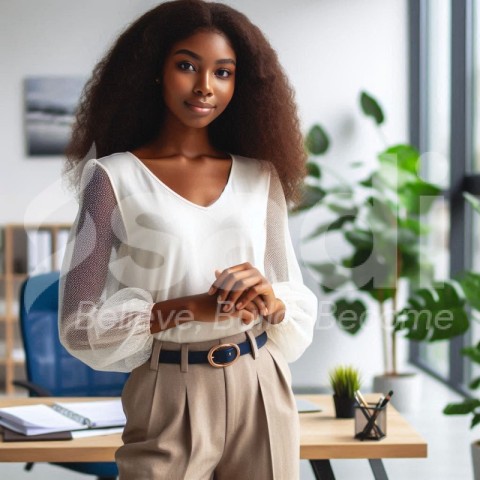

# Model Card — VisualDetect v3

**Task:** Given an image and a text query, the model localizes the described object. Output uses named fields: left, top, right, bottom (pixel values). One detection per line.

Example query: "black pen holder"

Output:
left=354, top=403, right=387, bottom=441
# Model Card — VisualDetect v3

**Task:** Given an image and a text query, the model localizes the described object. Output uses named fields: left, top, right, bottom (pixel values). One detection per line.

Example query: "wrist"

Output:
left=150, top=297, right=195, bottom=333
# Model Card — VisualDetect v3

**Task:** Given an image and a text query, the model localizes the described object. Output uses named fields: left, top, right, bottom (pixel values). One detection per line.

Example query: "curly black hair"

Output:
left=64, top=0, right=307, bottom=205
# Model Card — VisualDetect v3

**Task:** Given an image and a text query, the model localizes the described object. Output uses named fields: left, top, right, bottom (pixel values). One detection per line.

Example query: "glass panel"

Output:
left=417, top=0, right=451, bottom=377
left=418, top=198, right=450, bottom=378
left=469, top=204, right=480, bottom=383
left=425, top=0, right=451, bottom=188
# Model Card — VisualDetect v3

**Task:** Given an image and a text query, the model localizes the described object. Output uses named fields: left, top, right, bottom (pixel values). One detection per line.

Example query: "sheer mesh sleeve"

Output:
left=58, top=159, right=155, bottom=372
left=263, top=164, right=318, bottom=363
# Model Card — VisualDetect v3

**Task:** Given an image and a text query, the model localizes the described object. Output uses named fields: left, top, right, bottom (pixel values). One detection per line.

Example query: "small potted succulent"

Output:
left=329, top=365, right=362, bottom=418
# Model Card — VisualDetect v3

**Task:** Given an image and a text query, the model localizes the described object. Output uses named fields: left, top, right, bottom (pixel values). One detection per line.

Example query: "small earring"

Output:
left=154, top=77, right=161, bottom=85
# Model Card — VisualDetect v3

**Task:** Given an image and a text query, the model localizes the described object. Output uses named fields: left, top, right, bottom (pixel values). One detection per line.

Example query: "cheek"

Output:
left=218, top=81, right=235, bottom=105
left=163, top=72, right=191, bottom=99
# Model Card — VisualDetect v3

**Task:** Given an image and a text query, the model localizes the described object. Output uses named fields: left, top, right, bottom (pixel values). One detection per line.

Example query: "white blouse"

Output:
left=58, top=152, right=318, bottom=372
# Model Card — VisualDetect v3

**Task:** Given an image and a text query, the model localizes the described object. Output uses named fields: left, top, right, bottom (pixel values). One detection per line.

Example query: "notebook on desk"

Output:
left=0, top=399, right=125, bottom=436
left=295, top=398, right=322, bottom=413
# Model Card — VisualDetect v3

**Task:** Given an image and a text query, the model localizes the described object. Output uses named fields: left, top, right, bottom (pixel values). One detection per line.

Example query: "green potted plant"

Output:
left=294, top=91, right=469, bottom=411
left=442, top=193, right=480, bottom=479
left=329, top=365, right=361, bottom=418
left=443, top=338, right=480, bottom=479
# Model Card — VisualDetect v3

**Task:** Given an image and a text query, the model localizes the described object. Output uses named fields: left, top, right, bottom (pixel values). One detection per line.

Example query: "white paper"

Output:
left=72, top=427, right=124, bottom=439
left=54, top=400, right=126, bottom=428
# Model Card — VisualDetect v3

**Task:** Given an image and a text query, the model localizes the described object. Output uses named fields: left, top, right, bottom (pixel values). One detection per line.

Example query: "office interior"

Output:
left=0, top=0, right=478, bottom=478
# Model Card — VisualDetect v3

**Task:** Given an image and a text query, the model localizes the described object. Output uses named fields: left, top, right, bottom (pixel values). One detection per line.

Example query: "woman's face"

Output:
left=161, top=30, right=237, bottom=129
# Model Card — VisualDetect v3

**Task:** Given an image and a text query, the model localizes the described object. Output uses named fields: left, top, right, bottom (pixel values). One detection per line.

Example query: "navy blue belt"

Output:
left=158, top=331, right=268, bottom=368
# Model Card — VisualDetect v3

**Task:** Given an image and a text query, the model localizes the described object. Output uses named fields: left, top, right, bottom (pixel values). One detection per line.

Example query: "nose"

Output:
left=193, top=72, right=213, bottom=97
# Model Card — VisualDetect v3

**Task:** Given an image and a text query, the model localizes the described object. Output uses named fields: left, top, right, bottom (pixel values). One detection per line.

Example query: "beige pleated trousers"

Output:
left=115, top=323, right=300, bottom=480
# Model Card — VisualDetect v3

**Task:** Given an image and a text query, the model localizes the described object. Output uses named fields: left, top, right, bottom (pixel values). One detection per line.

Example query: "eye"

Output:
left=177, top=61, right=195, bottom=72
left=216, top=68, right=233, bottom=79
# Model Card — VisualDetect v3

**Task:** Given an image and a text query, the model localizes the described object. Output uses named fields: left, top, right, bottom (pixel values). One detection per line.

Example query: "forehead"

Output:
left=168, top=30, right=236, bottom=59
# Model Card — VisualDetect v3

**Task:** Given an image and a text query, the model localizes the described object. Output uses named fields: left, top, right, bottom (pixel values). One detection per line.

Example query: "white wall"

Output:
left=0, top=0, right=408, bottom=389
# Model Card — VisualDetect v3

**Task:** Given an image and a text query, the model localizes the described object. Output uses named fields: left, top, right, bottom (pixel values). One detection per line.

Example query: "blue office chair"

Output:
left=15, top=271, right=129, bottom=480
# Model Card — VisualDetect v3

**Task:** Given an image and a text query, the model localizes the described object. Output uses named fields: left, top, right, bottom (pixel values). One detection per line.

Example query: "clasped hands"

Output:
left=208, top=262, right=285, bottom=325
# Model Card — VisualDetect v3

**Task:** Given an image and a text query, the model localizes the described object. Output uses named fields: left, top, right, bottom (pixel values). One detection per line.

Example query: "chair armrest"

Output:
left=12, top=380, right=53, bottom=397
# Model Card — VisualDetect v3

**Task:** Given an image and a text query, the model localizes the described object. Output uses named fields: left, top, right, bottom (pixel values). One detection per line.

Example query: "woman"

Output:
left=59, top=1, right=317, bottom=478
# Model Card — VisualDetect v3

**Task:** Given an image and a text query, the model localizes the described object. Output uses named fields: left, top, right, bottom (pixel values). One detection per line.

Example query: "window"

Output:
left=409, top=0, right=478, bottom=393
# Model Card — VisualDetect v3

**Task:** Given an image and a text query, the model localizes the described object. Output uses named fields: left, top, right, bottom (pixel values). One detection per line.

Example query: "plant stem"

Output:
left=316, top=159, right=353, bottom=188
left=391, top=247, right=402, bottom=376
left=377, top=126, right=388, bottom=148
left=378, top=295, right=389, bottom=375
left=391, top=289, right=398, bottom=376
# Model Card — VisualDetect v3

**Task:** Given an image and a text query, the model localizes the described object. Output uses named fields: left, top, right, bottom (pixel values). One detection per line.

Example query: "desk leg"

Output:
left=310, top=460, right=336, bottom=480
left=368, top=459, right=389, bottom=480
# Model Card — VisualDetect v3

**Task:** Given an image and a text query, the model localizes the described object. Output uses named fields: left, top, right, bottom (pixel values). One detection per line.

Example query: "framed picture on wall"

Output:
left=23, top=76, right=86, bottom=157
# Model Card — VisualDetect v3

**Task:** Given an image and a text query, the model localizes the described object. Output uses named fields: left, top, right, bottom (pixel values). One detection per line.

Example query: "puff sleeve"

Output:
left=58, top=159, right=155, bottom=372
left=263, top=164, right=318, bottom=362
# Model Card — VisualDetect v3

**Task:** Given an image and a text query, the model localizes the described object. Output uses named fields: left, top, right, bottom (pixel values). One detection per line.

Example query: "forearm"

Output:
left=150, top=292, right=219, bottom=333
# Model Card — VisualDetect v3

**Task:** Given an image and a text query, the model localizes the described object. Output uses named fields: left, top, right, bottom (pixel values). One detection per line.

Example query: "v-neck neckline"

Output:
left=126, top=151, right=235, bottom=210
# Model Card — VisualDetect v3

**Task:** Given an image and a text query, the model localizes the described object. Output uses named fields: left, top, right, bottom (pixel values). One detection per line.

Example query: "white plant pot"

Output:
left=472, top=441, right=480, bottom=480
left=372, top=373, right=421, bottom=412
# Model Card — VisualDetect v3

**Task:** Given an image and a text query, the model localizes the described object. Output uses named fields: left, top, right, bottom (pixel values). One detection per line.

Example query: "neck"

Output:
left=148, top=112, right=216, bottom=159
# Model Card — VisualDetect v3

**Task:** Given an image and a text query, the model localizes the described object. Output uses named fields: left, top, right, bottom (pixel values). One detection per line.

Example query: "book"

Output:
left=0, top=399, right=125, bottom=436
left=1, top=426, right=73, bottom=442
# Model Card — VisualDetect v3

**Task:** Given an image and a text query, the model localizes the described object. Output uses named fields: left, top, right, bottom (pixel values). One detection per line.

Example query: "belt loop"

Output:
left=180, top=344, right=189, bottom=373
left=150, top=339, right=163, bottom=371
left=245, top=330, right=259, bottom=359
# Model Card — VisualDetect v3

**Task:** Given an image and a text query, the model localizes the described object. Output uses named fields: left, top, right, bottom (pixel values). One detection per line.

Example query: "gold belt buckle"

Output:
left=207, top=343, right=241, bottom=368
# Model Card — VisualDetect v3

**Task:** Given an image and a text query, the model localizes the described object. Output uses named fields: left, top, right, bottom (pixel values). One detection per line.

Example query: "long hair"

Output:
left=64, top=0, right=306, bottom=205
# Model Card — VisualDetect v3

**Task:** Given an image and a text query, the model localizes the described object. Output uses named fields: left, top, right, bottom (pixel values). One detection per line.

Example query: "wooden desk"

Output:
left=299, top=394, right=427, bottom=479
left=0, top=395, right=427, bottom=479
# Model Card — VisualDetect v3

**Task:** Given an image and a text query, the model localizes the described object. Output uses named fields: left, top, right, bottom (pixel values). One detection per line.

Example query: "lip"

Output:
left=185, top=101, right=216, bottom=115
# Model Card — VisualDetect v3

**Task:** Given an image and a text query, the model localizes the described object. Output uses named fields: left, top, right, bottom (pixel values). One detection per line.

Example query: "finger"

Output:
left=239, top=306, right=256, bottom=325
left=208, top=262, right=255, bottom=296
left=235, top=282, right=271, bottom=315
left=244, top=301, right=260, bottom=316
left=220, top=272, right=264, bottom=312
left=236, top=294, right=266, bottom=316
left=251, top=296, right=268, bottom=316
left=228, top=305, right=255, bottom=325
left=208, top=269, right=223, bottom=295
left=265, top=295, right=277, bottom=317
left=219, top=268, right=262, bottom=301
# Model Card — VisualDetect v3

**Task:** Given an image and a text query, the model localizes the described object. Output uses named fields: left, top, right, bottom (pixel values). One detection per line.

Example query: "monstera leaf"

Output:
left=332, top=298, right=368, bottom=335
left=458, top=271, right=480, bottom=312
left=395, top=280, right=469, bottom=341
left=444, top=399, right=480, bottom=429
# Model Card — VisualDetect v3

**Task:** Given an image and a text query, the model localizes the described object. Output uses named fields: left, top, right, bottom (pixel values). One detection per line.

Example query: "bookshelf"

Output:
left=0, top=223, right=71, bottom=395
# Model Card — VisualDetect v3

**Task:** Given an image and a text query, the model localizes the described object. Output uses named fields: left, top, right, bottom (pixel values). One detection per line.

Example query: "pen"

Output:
left=380, top=390, right=393, bottom=407
left=355, top=390, right=369, bottom=409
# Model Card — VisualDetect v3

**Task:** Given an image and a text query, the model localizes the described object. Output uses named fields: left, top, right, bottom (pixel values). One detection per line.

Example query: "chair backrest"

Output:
left=19, top=272, right=128, bottom=397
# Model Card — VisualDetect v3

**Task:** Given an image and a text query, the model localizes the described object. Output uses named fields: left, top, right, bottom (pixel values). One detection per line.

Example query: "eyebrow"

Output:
left=173, top=48, right=236, bottom=66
